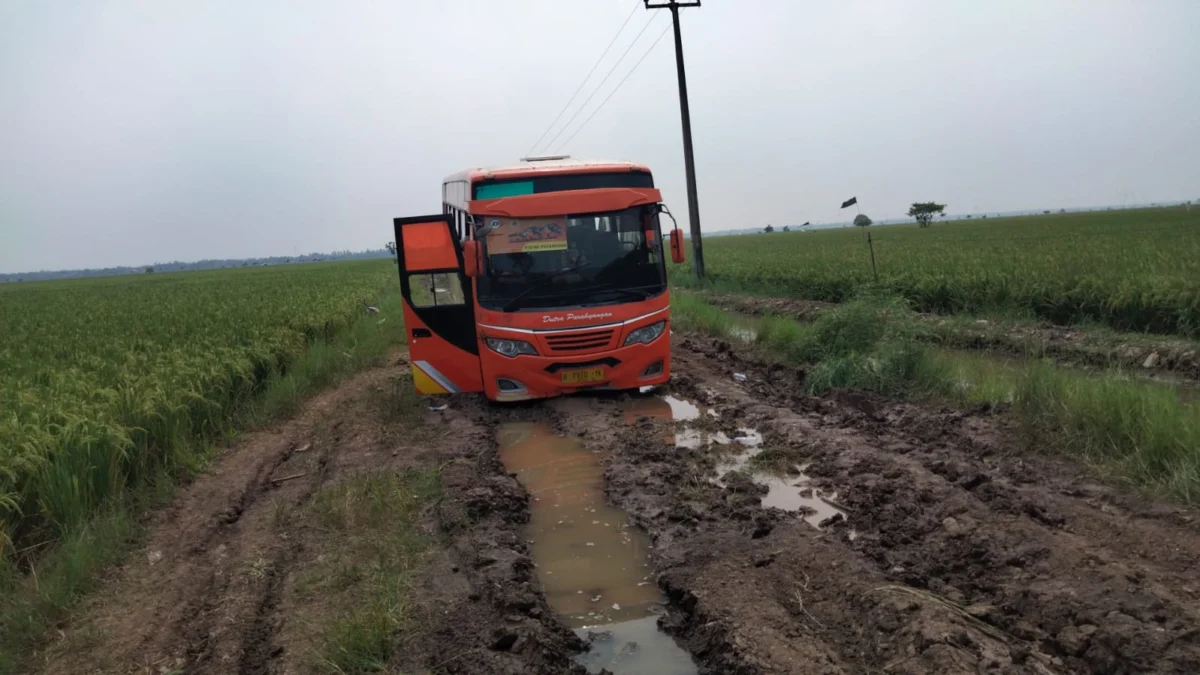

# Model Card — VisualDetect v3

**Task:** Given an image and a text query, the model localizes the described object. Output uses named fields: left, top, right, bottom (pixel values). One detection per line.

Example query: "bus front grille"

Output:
left=544, top=329, right=615, bottom=353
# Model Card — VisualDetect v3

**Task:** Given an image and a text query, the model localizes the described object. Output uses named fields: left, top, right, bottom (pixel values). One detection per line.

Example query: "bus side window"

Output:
left=408, top=272, right=465, bottom=308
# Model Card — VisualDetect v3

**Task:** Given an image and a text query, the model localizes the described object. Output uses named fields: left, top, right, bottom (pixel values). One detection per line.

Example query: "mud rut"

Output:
left=36, top=340, right=1200, bottom=674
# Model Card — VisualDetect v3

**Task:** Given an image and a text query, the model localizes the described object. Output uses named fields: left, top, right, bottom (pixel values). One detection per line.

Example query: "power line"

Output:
left=524, top=0, right=642, bottom=158
left=556, top=22, right=672, bottom=153
left=539, top=13, right=662, bottom=155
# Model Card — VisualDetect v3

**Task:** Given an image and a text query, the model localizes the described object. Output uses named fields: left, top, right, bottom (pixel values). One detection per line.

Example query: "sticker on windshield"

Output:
left=485, top=218, right=569, bottom=255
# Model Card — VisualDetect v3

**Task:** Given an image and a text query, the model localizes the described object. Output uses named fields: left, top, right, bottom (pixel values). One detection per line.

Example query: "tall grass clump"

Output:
left=1013, top=365, right=1200, bottom=502
left=669, top=291, right=736, bottom=336
left=672, top=290, right=952, bottom=398
left=760, top=294, right=951, bottom=397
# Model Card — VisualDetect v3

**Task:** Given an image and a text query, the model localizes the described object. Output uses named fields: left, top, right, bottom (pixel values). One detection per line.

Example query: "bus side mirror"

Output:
left=669, top=228, right=685, bottom=264
left=462, top=240, right=481, bottom=277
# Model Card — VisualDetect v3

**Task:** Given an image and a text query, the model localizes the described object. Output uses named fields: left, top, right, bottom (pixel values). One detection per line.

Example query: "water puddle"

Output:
left=712, top=440, right=851, bottom=530
left=620, top=394, right=721, bottom=447
left=661, top=395, right=701, bottom=421
left=496, top=422, right=697, bottom=675
left=623, top=393, right=851, bottom=533
left=676, top=426, right=760, bottom=450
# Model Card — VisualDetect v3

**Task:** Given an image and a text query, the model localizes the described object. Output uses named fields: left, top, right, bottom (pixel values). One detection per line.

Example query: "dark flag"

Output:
left=802, top=221, right=810, bottom=226
left=840, top=197, right=858, bottom=209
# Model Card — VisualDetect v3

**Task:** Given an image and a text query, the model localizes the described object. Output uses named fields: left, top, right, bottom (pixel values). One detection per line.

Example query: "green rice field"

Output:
left=675, top=206, right=1200, bottom=336
left=0, top=260, right=396, bottom=558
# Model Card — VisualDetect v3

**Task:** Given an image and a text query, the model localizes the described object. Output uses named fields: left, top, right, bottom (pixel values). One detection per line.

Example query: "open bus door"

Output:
left=392, top=214, right=484, bottom=395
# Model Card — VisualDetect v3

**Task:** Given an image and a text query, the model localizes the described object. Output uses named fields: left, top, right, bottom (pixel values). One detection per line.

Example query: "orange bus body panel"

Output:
left=393, top=214, right=484, bottom=396
left=400, top=221, right=459, bottom=272
left=472, top=188, right=661, bottom=219
left=403, top=309, right=484, bottom=395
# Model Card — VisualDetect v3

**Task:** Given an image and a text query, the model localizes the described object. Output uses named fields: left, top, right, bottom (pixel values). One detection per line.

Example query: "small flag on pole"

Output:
left=840, top=197, right=858, bottom=209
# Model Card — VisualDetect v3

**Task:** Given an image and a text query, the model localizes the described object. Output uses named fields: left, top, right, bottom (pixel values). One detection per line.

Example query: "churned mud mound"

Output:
left=701, top=291, right=1200, bottom=382
left=625, top=336, right=1200, bottom=673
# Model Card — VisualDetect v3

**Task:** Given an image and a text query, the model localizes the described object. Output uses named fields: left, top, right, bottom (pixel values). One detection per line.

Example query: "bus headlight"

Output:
left=486, top=337, right=538, bottom=357
left=623, top=321, right=666, bottom=346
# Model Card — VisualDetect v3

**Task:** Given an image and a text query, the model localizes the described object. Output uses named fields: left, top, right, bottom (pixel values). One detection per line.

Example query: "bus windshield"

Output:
left=475, top=205, right=667, bottom=312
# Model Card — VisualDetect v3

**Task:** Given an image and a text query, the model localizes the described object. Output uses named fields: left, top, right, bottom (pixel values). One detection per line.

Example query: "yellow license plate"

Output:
left=560, top=367, right=606, bottom=385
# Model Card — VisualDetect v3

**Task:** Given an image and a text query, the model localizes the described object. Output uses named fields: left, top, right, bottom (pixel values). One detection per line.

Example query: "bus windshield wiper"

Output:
left=502, top=263, right=594, bottom=312
left=575, top=283, right=652, bottom=302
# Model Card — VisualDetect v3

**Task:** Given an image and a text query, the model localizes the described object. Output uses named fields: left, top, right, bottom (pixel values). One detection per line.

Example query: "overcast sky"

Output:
left=3, top=1, right=1198, bottom=273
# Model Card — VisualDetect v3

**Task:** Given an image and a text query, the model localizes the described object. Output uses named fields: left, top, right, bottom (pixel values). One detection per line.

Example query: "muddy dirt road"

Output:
left=34, top=337, right=1200, bottom=674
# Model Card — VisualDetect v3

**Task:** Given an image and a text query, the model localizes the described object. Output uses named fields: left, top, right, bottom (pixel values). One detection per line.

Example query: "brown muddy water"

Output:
left=496, top=422, right=698, bottom=675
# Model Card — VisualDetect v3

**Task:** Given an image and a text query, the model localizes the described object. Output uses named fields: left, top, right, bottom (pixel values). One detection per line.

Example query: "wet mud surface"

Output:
left=35, top=337, right=1200, bottom=674
left=700, top=291, right=1200, bottom=383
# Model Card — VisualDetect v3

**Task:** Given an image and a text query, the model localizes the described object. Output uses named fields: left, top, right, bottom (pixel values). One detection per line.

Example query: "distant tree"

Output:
left=782, top=226, right=790, bottom=232
left=763, top=224, right=775, bottom=233
left=1043, top=210, right=1051, bottom=214
left=966, top=215, right=972, bottom=219
left=982, top=215, right=987, bottom=219
left=907, top=202, right=945, bottom=228
left=853, top=214, right=872, bottom=228
left=144, top=266, right=154, bottom=274
left=385, top=241, right=397, bottom=255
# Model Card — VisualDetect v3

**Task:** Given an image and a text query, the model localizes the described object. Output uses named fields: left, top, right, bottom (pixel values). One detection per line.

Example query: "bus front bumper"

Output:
left=481, top=339, right=671, bottom=402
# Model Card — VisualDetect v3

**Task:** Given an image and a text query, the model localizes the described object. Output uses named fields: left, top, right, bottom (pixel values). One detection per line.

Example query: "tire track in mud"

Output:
left=35, top=370, right=385, bottom=675
left=163, top=421, right=342, bottom=674
left=543, top=393, right=1003, bottom=673
left=231, top=446, right=332, bottom=675
left=37, top=360, right=594, bottom=675
left=473, top=334, right=1200, bottom=673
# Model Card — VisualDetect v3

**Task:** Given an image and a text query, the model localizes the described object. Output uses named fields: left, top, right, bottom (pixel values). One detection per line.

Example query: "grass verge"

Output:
left=296, top=469, right=442, bottom=674
left=687, top=286, right=1200, bottom=372
left=0, top=285, right=407, bottom=675
left=1012, top=365, right=1200, bottom=502
left=671, top=290, right=1200, bottom=503
left=675, top=291, right=951, bottom=399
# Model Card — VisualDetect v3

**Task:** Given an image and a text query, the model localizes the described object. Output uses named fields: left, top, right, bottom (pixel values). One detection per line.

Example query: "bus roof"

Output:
left=443, top=158, right=651, bottom=186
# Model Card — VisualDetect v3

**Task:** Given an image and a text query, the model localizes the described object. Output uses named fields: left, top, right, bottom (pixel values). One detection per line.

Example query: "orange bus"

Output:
left=392, top=156, right=685, bottom=402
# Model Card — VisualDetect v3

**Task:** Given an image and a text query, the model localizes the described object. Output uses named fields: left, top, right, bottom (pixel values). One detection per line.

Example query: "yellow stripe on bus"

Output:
left=413, top=365, right=450, bottom=395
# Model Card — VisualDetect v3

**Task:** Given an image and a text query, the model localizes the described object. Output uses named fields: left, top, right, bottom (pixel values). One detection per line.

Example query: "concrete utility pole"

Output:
left=645, top=0, right=705, bottom=279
